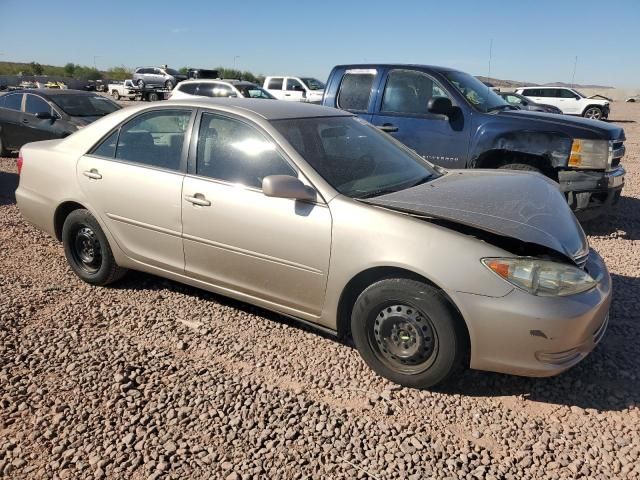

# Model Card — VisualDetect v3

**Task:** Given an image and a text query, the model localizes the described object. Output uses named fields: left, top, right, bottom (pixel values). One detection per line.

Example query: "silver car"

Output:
left=15, top=99, right=611, bottom=389
left=132, top=67, right=187, bottom=90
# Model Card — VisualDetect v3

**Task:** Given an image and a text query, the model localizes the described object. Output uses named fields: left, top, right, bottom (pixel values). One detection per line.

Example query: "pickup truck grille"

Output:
left=609, top=140, right=625, bottom=169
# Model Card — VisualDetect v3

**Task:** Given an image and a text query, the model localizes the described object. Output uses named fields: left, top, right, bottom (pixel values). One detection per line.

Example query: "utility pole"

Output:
left=571, top=56, right=578, bottom=88
left=233, top=56, right=240, bottom=71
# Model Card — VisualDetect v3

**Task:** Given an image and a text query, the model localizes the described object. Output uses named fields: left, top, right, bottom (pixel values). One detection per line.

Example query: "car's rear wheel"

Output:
left=583, top=106, right=603, bottom=120
left=62, top=209, right=126, bottom=285
left=350, top=279, right=467, bottom=389
left=112, top=90, right=120, bottom=100
left=137, top=79, right=145, bottom=88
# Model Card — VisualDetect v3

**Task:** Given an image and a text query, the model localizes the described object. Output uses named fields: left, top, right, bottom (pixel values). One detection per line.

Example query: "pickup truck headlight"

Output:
left=482, top=258, right=597, bottom=296
left=568, top=139, right=608, bottom=169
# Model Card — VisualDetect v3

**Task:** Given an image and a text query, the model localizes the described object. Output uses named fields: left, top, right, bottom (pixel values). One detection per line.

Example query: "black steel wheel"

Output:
left=62, top=209, right=127, bottom=285
left=351, top=278, right=467, bottom=389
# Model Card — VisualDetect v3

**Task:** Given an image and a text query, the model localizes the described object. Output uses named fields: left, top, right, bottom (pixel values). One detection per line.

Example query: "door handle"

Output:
left=377, top=124, right=398, bottom=133
left=184, top=194, right=211, bottom=207
left=83, top=169, right=102, bottom=180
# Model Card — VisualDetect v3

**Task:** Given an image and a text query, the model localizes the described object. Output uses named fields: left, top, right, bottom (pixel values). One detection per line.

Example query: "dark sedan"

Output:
left=498, top=92, right=563, bottom=114
left=0, top=89, right=121, bottom=155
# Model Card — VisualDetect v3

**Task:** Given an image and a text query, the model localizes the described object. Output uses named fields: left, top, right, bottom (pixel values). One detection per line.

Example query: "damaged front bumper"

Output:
left=559, top=166, right=625, bottom=221
left=451, top=249, right=611, bottom=377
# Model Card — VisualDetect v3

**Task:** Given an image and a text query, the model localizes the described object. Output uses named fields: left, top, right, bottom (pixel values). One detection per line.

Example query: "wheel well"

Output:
left=474, top=150, right=557, bottom=181
left=336, top=267, right=470, bottom=351
left=54, top=201, right=85, bottom=240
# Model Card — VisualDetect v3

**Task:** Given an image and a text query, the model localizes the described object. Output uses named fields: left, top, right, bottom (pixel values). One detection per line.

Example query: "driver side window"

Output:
left=381, top=70, right=450, bottom=115
left=196, top=113, right=296, bottom=189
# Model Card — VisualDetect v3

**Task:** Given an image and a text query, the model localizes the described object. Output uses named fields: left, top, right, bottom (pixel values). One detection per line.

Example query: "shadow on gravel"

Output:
left=0, top=170, right=18, bottom=206
left=582, top=195, right=640, bottom=240
left=607, top=119, right=636, bottom=124
left=115, top=269, right=639, bottom=412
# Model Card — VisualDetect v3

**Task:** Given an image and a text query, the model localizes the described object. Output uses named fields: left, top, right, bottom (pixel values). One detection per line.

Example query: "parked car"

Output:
left=515, top=87, right=610, bottom=120
left=16, top=98, right=611, bottom=389
left=323, top=64, right=625, bottom=220
left=498, top=92, right=563, bottom=114
left=108, top=80, right=137, bottom=100
left=263, top=76, right=325, bottom=103
left=187, top=69, right=219, bottom=80
left=133, top=67, right=187, bottom=90
left=0, top=89, right=120, bottom=155
left=170, top=79, right=275, bottom=100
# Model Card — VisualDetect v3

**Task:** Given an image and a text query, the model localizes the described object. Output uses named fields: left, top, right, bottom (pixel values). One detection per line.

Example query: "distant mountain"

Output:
left=476, top=75, right=612, bottom=89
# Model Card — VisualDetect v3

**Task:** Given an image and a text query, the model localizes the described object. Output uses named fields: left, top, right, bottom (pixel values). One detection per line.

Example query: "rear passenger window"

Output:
left=381, top=70, right=449, bottom=115
left=196, top=113, right=296, bottom=189
left=114, top=110, right=191, bottom=171
left=267, top=78, right=283, bottom=90
left=337, top=71, right=376, bottom=112
left=523, top=89, right=539, bottom=96
left=179, top=83, right=199, bottom=94
left=2, top=93, right=23, bottom=111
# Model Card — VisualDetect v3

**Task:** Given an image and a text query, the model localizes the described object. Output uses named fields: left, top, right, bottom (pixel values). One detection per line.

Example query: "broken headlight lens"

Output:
left=568, top=139, right=608, bottom=169
left=481, top=258, right=597, bottom=296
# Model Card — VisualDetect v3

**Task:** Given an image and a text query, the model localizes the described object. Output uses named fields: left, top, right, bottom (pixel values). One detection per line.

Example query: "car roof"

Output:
left=333, top=63, right=462, bottom=73
left=163, top=97, right=351, bottom=120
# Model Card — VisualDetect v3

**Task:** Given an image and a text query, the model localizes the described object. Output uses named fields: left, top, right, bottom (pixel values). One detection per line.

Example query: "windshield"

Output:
left=444, top=71, right=508, bottom=113
left=237, top=85, right=275, bottom=99
left=272, top=116, right=438, bottom=198
left=165, top=68, right=181, bottom=75
left=300, top=78, right=325, bottom=91
left=572, top=89, right=586, bottom=98
left=53, top=95, right=120, bottom=117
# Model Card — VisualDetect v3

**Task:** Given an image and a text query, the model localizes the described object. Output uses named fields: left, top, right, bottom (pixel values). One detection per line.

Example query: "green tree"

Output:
left=64, top=63, right=76, bottom=77
left=107, top=66, right=132, bottom=81
left=30, top=62, right=44, bottom=75
left=179, top=67, right=189, bottom=75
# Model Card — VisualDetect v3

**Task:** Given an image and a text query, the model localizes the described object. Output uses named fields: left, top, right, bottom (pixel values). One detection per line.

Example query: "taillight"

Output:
left=17, top=151, right=23, bottom=175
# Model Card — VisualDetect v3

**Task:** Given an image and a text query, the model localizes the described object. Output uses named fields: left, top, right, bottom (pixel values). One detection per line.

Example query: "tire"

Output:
left=147, top=92, right=159, bottom=102
left=62, top=209, right=127, bottom=286
left=350, top=278, right=467, bottom=389
left=112, top=90, right=120, bottom=100
left=583, top=106, right=603, bottom=120
left=498, top=163, right=542, bottom=173
left=137, top=79, right=145, bottom=88
left=164, top=80, right=174, bottom=90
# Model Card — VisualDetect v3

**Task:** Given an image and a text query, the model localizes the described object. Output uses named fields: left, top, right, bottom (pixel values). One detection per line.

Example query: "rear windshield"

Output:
left=52, top=95, right=121, bottom=117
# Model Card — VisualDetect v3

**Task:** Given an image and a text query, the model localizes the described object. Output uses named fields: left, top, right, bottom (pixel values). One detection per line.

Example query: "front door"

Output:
left=77, top=108, right=194, bottom=272
left=181, top=111, right=332, bottom=316
left=370, top=69, right=469, bottom=169
left=284, top=78, right=305, bottom=102
left=21, top=94, right=65, bottom=143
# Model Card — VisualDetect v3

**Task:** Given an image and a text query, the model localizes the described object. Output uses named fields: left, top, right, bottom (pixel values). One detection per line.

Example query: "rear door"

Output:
left=265, top=77, right=285, bottom=99
left=329, top=67, right=379, bottom=123
left=0, top=93, right=24, bottom=149
left=370, top=68, right=469, bottom=168
left=77, top=108, right=194, bottom=272
left=521, top=88, right=545, bottom=105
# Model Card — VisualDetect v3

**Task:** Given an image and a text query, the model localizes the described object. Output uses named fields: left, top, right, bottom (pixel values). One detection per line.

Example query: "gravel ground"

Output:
left=1, top=103, right=639, bottom=480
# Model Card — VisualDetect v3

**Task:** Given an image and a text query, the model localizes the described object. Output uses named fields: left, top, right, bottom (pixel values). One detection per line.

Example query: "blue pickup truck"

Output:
left=322, top=64, right=626, bottom=220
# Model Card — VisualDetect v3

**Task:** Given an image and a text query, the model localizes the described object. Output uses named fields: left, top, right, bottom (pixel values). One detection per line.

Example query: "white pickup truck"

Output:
left=108, top=80, right=137, bottom=100
left=263, top=76, right=325, bottom=103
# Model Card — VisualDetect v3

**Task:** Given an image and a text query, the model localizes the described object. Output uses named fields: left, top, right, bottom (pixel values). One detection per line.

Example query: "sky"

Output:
left=0, top=0, right=639, bottom=88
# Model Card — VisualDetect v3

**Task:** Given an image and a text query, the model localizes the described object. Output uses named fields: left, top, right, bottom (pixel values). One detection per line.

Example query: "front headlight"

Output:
left=482, top=258, right=597, bottom=297
left=568, top=139, right=608, bottom=169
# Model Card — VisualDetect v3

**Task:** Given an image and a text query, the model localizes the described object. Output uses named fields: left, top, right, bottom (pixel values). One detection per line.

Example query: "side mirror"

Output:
left=427, top=97, right=453, bottom=116
left=35, top=111, right=53, bottom=120
left=262, top=175, right=316, bottom=201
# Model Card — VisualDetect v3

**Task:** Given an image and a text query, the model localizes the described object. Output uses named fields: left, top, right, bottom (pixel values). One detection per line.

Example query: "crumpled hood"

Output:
left=365, top=169, right=589, bottom=261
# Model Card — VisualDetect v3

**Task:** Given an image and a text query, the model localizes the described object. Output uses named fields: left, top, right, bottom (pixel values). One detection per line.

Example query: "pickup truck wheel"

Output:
left=137, top=79, right=145, bottom=88
left=583, top=106, right=603, bottom=120
left=62, top=209, right=127, bottom=286
left=351, top=278, right=467, bottom=389
left=111, top=90, right=120, bottom=100
left=498, top=163, right=542, bottom=174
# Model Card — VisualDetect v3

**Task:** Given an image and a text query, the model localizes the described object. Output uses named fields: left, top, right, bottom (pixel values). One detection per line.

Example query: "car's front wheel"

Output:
left=112, top=90, right=120, bottom=100
left=583, top=106, right=603, bottom=120
left=351, top=278, right=467, bottom=389
left=62, top=209, right=126, bottom=285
